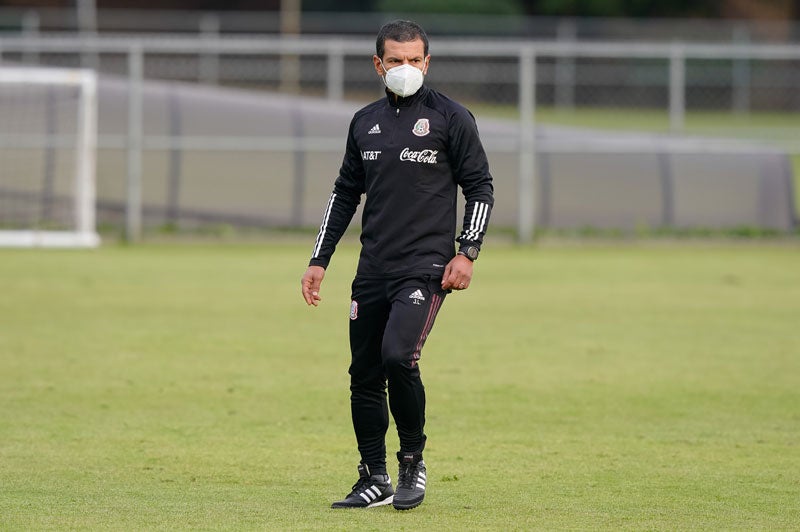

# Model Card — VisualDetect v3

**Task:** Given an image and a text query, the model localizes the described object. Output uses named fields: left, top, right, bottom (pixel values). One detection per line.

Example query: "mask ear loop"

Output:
left=379, top=60, right=390, bottom=91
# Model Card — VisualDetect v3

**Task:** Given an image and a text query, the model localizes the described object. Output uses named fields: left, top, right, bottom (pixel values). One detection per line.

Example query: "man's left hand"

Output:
left=441, top=254, right=473, bottom=291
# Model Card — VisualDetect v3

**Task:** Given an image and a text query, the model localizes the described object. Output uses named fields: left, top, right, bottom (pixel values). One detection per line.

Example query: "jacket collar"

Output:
left=385, top=85, right=429, bottom=108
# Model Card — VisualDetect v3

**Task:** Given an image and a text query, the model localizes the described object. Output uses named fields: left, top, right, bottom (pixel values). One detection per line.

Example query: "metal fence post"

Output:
left=199, top=13, right=220, bottom=85
left=327, top=41, right=344, bottom=101
left=669, top=43, right=685, bottom=133
left=21, top=10, right=40, bottom=65
left=280, top=1, right=301, bottom=93
left=77, top=0, right=99, bottom=71
left=732, top=25, right=751, bottom=115
left=555, top=19, right=576, bottom=111
left=518, top=45, right=537, bottom=243
left=126, top=44, right=143, bottom=242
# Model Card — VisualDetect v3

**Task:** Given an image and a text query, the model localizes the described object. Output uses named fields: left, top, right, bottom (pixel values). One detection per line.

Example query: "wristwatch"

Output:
left=458, top=246, right=479, bottom=262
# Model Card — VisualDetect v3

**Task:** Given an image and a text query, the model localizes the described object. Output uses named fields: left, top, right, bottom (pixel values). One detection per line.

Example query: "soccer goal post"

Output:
left=0, top=66, right=99, bottom=248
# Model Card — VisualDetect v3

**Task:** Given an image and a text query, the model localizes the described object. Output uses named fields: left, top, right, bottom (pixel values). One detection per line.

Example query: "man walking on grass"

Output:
left=301, top=19, right=494, bottom=511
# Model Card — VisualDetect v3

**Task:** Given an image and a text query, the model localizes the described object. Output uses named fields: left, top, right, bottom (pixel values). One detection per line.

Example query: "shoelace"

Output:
left=350, top=474, right=389, bottom=496
left=349, top=476, right=371, bottom=495
left=397, top=463, right=416, bottom=489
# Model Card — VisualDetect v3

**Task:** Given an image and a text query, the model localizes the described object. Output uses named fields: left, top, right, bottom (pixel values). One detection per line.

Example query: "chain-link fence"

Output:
left=0, top=34, right=798, bottom=240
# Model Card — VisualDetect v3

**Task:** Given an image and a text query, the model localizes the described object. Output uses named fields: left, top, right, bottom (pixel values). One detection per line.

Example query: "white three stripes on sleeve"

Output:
left=312, top=193, right=337, bottom=258
left=464, top=202, right=489, bottom=241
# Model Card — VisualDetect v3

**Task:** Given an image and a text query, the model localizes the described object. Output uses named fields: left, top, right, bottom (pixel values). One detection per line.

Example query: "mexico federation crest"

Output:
left=412, top=118, right=430, bottom=137
left=350, top=300, right=359, bottom=320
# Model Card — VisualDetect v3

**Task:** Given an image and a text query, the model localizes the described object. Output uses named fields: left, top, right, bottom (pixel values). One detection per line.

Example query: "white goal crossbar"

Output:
left=0, top=67, right=99, bottom=248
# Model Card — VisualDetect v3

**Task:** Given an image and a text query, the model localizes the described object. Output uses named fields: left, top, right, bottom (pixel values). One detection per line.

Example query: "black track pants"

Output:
left=348, top=274, right=447, bottom=474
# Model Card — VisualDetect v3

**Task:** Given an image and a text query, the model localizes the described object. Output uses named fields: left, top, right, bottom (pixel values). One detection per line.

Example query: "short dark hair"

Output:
left=376, top=20, right=429, bottom=59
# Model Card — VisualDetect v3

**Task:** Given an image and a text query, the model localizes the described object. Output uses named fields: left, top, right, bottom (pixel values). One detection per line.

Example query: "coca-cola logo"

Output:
left=399, top=147, right=438, bottom=164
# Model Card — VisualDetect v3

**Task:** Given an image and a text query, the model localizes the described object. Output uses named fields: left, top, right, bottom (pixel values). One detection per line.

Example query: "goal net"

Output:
left=0, top=66, right=99, bottom=247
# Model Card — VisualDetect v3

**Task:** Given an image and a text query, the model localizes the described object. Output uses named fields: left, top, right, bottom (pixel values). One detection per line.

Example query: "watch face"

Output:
left=465, top=246, right=479, bottom=260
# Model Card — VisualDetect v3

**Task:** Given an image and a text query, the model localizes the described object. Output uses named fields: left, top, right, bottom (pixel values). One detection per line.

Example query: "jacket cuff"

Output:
left=308, top=258, right=329, bottom=269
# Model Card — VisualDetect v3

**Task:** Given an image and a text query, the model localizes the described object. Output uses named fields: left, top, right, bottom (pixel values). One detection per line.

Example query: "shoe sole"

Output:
left=331, top=495, right=394, bottom=509
left=393, top=496, right=424, bottom=511
left=368, top=495, right=394, bottom=508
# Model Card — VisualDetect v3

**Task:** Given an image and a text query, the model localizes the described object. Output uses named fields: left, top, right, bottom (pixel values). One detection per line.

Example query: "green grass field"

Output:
left=1, top=241, right=799, bottom=529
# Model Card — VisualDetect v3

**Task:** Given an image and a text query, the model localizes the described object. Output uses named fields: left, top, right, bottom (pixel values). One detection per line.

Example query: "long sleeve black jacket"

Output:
left=309, top=85, right=494, bottom=278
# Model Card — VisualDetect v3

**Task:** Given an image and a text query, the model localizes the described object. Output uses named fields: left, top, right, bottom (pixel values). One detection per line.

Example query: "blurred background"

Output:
left=0, top=0, right=798, bottom=244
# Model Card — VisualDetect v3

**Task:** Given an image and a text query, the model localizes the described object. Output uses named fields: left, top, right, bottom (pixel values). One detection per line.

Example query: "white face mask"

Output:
left=381, top=62, right=425, bottom=98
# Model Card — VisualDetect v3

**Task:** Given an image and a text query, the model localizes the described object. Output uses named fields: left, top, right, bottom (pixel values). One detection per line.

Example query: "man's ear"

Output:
left=423, top=55, right=431, bottom=75
left=373, top=55, right=384, bottom=77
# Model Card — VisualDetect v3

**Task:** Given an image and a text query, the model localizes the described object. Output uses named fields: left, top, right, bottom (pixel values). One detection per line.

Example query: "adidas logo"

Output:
left=358, top=485, right=385, bottom=504
left=415, top=470, right=427, bottom=490
left=368, top=123, right=381, bottom=134
left=409, top=289, right=425, bottom=305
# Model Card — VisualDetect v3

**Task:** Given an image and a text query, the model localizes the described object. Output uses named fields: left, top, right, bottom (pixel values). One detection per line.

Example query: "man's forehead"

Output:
left=382, top=38, right=426, bottom=57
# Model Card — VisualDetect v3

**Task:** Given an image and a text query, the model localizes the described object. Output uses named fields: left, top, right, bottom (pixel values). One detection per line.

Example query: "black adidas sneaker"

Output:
left=331, top=463, right=394, bottom=509
left=393, top=452, right=427, bottom=510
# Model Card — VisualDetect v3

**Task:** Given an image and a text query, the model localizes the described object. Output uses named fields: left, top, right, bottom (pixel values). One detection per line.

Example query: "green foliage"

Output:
left=306, top=0, right=723, bottom=17
left=1, top=243, right=799, bottom=529
left=304, top=0, right=378, bottom=11
left=378, top=0, right=524, bottom=16
left=522, top=0, right=721, bottom=17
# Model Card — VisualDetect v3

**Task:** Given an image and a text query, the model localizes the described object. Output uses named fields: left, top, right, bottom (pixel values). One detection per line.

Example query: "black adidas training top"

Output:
left=309, top=85, right=494, bottom=278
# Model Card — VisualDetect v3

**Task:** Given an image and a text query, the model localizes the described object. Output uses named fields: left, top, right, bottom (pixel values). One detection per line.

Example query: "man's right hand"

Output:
left=301, top=265, right=326, bottom=306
